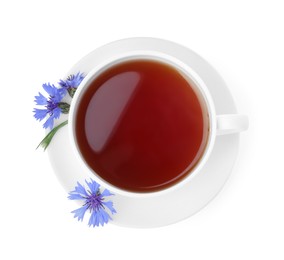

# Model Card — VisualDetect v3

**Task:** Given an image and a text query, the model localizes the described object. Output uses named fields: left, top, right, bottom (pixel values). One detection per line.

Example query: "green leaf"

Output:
left=37, top=120, right=68, bottom=151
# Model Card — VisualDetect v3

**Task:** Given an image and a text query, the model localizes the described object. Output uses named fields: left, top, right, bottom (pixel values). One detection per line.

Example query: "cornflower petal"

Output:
left=85, top=179, right=100, bottom=194
left=68, top=72, right=85, bottom=88
left=43, top=115, right=55, bottom=129
left=97, top=211, right=105, bottom=227
left=33, top=108, right=48, bottom=121
left=71, top=205, right=88, bottom=222
left=58, top=79, right=68, bottom=88
left=34, top=92, right=48, bottom=105
left=72, top=181, right=89, bottom=197
left=73, top=72, right=85, bottom=86
left=68, top=193, right=85, bottom=200
left=42, top=83, right=55, bottom=96
left=100, top=210, right=111, bottom=225
left=53, top=107, right=61, bottom=119
left=102, top=201, right=116, bottom=214
left=58, top=72, right=85, bottom=90
left=88, top=211, right=99, bottom=227
left=56, top=88, right=66, bottom=101
left=101, top=189, right=114, bottom=197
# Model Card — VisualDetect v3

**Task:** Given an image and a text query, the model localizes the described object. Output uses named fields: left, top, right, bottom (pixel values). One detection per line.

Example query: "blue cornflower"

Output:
left=33, top=83, right=66, bottom=129
left=58, top=72, right=85, bottom=97
left=68, top=179, right=116, bottom=227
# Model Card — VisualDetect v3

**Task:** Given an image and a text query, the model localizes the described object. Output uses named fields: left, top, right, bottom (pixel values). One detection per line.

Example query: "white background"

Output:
left=0, top=0, right=283, bottom=259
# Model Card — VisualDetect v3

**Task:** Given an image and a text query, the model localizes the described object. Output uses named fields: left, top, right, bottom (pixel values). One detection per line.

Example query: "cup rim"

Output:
left=68, top=51, right=217, bottom=198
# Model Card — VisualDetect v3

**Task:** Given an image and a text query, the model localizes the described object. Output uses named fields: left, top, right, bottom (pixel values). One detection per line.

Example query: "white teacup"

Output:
left=69, top=39, right=248, bottom=198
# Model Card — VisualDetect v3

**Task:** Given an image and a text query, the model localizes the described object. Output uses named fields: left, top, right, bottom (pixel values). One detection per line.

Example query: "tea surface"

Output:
left=76, top=60, right=209, bottom=192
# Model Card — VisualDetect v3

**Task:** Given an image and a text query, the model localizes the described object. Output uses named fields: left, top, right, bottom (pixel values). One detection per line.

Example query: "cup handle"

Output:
left=216, top=114, right=249, bottom=135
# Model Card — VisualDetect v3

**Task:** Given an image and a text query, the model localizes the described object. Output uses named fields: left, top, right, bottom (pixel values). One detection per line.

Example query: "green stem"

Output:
left=37, top=120, right=68, bottom=151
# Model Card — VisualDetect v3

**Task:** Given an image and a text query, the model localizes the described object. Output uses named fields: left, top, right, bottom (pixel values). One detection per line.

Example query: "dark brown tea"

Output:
left=75, top=59, right=209, bottom=192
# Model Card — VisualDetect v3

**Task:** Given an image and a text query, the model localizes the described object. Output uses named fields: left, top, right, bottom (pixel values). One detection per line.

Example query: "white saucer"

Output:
left=47, top=38, right=240, bottom=228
